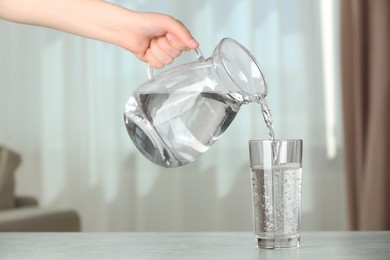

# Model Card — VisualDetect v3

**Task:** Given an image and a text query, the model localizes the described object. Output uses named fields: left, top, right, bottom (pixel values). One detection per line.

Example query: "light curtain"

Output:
left=0, top=0, right=346, bottom=231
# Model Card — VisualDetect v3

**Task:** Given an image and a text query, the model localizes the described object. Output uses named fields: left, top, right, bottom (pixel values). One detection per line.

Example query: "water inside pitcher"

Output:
left=124, top=38, right=267, bottom=167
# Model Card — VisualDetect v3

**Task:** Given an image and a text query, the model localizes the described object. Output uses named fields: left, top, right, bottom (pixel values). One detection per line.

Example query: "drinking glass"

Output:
left=249, top=139, right=303, bottom=249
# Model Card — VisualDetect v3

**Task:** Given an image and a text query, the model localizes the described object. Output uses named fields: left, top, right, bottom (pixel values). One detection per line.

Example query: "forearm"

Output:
left=0, top=0, right=127, bottom=46
left=0, top=0, right=198, bottom=67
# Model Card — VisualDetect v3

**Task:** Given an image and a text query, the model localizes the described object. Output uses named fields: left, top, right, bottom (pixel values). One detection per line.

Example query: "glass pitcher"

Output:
left=124, top=38, right=267, bottom=167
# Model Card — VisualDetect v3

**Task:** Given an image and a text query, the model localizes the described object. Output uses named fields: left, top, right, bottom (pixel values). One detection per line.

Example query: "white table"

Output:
left=0, top=232, right=389, bottom=259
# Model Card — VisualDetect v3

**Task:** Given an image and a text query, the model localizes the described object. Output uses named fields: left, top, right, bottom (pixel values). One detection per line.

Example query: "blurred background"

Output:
left=0, top=0, right=348, bottom=231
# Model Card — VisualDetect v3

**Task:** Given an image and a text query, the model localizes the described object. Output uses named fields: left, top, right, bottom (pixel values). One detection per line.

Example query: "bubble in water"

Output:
left=251, top=163, right=302, bottom=236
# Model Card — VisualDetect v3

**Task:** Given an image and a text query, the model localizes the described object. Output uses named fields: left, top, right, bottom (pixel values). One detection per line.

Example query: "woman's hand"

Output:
left=116, top=11, right=198, bottom=68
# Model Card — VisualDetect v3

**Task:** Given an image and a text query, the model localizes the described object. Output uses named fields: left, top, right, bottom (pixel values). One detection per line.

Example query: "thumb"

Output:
left=166, top=32, right=198, bottom=50
left=164, top=18, right=199, bottom=49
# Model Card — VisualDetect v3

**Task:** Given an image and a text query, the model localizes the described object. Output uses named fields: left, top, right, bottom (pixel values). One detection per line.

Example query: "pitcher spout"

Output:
left=212, top=38, right=268, bottom=101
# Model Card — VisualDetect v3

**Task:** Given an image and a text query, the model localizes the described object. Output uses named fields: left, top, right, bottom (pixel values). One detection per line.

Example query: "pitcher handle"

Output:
left=147, top=48, right=204, bottom=79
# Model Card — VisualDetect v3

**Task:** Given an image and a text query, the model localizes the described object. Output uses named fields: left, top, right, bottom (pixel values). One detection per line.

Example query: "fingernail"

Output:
left=189, top=38, right=199, bottom=48
left=166, top=33, right=173, bottom=41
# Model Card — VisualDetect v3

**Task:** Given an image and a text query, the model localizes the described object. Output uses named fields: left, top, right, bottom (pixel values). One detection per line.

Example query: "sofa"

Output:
left=0, top=145, right=81, bottom=232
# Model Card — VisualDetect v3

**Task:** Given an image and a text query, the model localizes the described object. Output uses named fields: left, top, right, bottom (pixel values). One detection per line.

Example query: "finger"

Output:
left=165, top=33, right=190, bottom=51
left=145, top=49, right=164, bottom=69
left=157, top=36, right=182, bottom=58
left=149, top=38, right=174, bottom=65
left=163, top=17, right=199, bottom=49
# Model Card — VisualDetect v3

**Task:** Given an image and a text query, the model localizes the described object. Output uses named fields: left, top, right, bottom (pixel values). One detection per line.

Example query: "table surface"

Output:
left=0, top=232, right=389, bottom=260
